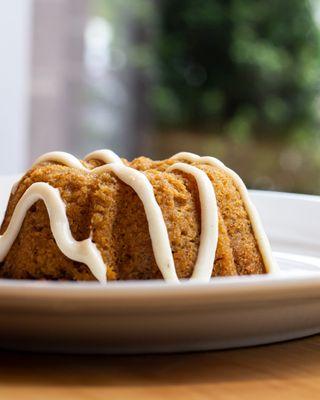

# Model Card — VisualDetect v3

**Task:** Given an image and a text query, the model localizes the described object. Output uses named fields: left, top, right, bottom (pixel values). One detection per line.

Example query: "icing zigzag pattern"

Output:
left=0, top=150, right=277, bottom=283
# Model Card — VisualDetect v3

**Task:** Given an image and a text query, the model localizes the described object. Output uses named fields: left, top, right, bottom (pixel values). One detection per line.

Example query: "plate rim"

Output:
left=0, top=271, right=319, bottom=303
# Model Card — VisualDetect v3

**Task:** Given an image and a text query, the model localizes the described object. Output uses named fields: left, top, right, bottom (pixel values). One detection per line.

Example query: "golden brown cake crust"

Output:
left=0, top=155, right=266, bottom=281
left=131, top=157, right=265, bottom=275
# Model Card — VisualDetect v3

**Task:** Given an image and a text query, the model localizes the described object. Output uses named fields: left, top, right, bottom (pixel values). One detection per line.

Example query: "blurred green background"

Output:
left=83, top=0, right=320, bottom=194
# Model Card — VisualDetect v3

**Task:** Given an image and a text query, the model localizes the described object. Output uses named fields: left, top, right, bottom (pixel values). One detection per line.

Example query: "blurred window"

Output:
left=3, top=0, right=320, bottom=194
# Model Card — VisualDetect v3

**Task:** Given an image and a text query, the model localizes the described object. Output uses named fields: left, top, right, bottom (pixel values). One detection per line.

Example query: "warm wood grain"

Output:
left=1, top=335, right=320, bottom=400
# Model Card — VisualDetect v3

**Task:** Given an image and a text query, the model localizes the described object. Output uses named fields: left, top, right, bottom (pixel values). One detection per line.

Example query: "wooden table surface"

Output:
left=1, top=335, right=320, bottom=400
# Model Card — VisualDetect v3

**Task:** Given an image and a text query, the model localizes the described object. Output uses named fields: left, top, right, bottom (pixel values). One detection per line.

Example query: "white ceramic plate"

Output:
left=0, top=175, right=320, bottom=354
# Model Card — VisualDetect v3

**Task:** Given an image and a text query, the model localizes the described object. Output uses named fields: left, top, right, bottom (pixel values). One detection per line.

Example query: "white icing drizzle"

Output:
left=32, top=149, right=123, bottom=172
left=0, top=182, right=106, bottom=283
left=85, top=149, right=123, bottom=165
left=0, top=149, right=277, bottom=283
left=168, top=163, right=219, bottom=281
left=32, top=151, right=87, bottom=170
left=171, top=152, right=278, bottom=273
left=94, top=163, right=179, bottom=283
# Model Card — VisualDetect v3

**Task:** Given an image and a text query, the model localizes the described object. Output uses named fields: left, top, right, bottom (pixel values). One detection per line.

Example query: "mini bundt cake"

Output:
left=0, top=150, right=277, bottom=283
